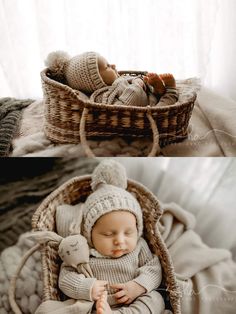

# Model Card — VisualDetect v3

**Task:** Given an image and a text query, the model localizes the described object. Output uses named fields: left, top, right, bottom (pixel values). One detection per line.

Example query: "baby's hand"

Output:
left=143, top=73, right=166, bottom=96
left=91, top=280, right=108, bottom=301
left=110, top=281, right=146, bottom=304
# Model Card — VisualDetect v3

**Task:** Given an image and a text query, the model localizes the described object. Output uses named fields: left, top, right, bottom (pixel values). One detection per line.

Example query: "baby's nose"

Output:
left=111, top=64, right=116, bottom=69
left=114, top=234, right=125, bottom=245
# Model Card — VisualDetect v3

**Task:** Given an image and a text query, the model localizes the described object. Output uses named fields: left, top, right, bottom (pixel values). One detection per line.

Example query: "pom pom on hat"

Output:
left=91, top=159, right=127, bottom=191
left=45, top=51, right=70, bottom=77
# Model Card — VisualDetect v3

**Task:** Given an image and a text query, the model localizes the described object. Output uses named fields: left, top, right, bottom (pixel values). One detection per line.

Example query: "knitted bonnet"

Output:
left=45, top=51, right=107, bottom=93
left=83, top=160, right=143, bottom=246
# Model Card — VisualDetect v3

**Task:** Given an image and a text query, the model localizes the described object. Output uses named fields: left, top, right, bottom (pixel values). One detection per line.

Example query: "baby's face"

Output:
left=98, top=55, right=119, bottom=85
left=91, top=210, right=138, bottom=258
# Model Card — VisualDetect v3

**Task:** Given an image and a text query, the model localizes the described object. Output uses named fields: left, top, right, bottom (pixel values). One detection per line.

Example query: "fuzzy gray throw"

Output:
left=0, top=98, right=34, bottom=157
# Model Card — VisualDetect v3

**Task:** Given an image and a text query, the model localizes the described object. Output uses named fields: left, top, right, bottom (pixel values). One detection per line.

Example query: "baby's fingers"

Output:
left=116, top=295, right=130, bottom=304
left=101, top=291, right=108, bottom=299
left=110, top=283, right=125, bottom=290
left=114, top=289, right=126, bottom=299
left=98, top=286, right=106, bottom=293
left=124, top=298, right=132, bottom=305
left=94, top=292, right=103, bottom=301
left=143, top=76, right=148, bottom=83
left=99, top=280, right=108, bottom=287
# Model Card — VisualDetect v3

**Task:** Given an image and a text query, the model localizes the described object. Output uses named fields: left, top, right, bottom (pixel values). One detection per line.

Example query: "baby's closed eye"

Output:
left=125, top=231, right=133, bottom=235
left=102, top=232, right=113, bottom=237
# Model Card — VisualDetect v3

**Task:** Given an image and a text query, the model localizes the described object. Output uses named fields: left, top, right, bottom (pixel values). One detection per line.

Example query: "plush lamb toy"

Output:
left=28, top=210, right=94, bottom=314
left=58, top=233, right=93, bottom=277
left=29, top=209, right=93, bottom=277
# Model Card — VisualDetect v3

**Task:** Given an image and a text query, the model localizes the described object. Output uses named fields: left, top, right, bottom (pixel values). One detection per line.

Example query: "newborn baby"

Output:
left=45, top=51, right=178, bottom=107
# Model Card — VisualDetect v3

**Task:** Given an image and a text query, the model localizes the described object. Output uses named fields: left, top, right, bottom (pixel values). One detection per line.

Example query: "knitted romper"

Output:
left=90, top=76, right=178, bottom=107
left=59, top=237, right=165, bottom=314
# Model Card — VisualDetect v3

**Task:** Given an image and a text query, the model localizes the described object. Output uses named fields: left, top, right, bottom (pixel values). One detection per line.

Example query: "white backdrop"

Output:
left=0, top=0, right=236, bottom=100
left=98, top=157, right=236, bottom=260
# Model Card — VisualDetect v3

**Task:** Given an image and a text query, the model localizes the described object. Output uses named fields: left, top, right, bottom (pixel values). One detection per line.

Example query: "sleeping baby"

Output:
left=45, top=51, right=178, bottom=107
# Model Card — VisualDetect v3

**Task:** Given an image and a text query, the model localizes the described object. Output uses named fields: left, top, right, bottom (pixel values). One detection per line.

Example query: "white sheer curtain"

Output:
left=0, top=0, right=236, bottom=100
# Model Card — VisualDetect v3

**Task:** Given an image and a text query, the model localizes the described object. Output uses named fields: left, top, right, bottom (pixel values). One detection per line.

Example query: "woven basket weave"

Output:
left=41, top=69, right=196, bottom=157
left=31, top=175, right=181, bottom=313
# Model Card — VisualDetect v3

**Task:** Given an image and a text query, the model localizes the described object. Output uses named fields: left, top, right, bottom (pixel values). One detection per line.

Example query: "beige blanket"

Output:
left=11, top=85, right=236, bottom=157
left=159, top=202, right=236, bottom=314
left=162, top=88, right=236, bottom=156
left=1, top=203, right=236, bottom=313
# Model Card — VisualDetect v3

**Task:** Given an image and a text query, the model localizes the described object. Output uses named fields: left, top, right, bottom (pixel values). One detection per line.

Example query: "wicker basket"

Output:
left=41, top=69, right=196, bottom=157
left=30, top=175, right=181, bottom=313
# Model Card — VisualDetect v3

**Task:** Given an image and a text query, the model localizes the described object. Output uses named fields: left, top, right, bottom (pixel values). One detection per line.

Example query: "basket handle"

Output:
left=146, top=111, right=161, bottom=156
left=80, top=107, right=161, bottom=157
left=80, top=107, right=96, bottom=157
left=8, top=243, right=41, bottom=314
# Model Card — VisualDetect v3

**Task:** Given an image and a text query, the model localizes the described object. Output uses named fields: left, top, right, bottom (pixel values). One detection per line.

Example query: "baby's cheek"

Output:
left=129, top=239, right=138, bottom=251
left=105, top=239, right=113, bottom=249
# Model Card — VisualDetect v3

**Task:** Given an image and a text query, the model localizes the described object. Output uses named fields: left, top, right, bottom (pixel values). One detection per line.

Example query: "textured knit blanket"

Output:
left=1, top=203, right=236, bottom=314
left=0, top=98, right=34, bottom=157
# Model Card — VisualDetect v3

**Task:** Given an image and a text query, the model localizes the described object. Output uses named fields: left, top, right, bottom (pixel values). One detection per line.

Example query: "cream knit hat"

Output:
left=45, top=51, right=107, bottom=93
left=83, top=160, right=143, bottom=246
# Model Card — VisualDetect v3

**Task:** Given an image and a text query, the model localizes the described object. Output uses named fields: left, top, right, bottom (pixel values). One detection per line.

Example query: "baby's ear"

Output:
left=69, top=204, right=84, bottom=235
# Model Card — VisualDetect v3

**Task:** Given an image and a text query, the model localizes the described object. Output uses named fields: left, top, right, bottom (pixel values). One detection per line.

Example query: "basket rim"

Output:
left=32, top=174, right=163, bottom=230
left=41, top=68, right=197, bottom=112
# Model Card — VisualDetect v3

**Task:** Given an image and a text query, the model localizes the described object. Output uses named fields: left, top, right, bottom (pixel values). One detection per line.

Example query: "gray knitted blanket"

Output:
left=0, top=98, right=34, bottom=157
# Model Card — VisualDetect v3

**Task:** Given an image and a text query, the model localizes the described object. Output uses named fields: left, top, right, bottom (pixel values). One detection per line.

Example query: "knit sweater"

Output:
left=90, top=76, right=178, bottom=107
left=90, top=77, right=149, bottom=107
left=59, top=237, right=162, bottom=306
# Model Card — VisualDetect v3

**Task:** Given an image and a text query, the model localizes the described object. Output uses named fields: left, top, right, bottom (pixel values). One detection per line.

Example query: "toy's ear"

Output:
left=69, top=205, right=84, bottom=235
left=56, top=203, right=84, bottom=237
